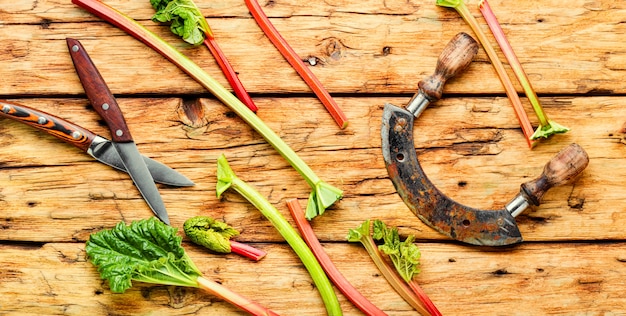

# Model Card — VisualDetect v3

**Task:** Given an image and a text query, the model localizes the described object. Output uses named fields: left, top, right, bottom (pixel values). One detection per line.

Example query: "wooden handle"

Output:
left=418, top=32, right=479, bottom=102
left=0, top=100, right=96, bottom=152
left=521, top=143, right=590, bottom=206
left=67, top=38, right=133, bottom=143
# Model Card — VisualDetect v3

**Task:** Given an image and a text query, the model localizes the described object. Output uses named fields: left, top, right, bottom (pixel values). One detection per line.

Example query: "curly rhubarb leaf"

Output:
left=184, top=216, right=239, bottom=253
left=151, top=0, right=209, bottom=45
left=373, top=220, right=421, bottom=283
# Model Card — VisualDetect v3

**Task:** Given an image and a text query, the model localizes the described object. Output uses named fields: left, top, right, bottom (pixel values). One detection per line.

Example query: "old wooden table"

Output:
left=1, top=0, right=625, bottom=314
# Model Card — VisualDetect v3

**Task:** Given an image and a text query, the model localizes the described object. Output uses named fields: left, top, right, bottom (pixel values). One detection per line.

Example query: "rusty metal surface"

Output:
left=381, top=103, right=523, bottom=246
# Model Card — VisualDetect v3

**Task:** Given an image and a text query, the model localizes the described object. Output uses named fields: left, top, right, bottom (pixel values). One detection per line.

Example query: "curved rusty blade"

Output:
left=382, top=103, right=522, bottom=246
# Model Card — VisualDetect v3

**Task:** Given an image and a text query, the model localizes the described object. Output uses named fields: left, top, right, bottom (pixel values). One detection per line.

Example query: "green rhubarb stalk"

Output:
left=86, top=217, right=278, bottom=316
left=348, top=220, right=431, bottom=316
left=478, top=0, right=569, bottom=139
left=216, top=155, right=342, bottom=316
left=72, top=0, right=342, bottom=219
left=184, top=215, right=267, bottom=261
left=150, top=0, right=259, bottom=112
left=436, top=0, right=536, bottom=148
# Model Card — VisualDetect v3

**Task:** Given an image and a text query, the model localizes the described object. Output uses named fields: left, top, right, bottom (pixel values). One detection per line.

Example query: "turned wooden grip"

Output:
left=0, top=100, right=96, bottom=152
left=418, top=32, right=479, bottom=102
left=521, top=143, right=589, bottom=206
left=67, top=38, right=133, bottom=143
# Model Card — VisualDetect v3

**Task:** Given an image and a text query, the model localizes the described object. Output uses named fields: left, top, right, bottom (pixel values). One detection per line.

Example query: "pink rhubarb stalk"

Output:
left=436, top=0, right=536, bottom=148
left=230, top=240, right=267, bottom=261
left=478, top=0, right=569, bottom=140
left=244, top=0, right=349, bottom=129
left=287, top=199, right=387, bottom=316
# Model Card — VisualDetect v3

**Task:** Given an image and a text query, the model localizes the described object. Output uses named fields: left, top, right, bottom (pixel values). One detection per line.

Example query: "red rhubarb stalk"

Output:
left=204, top=37, right=259, bottom=112
left=286, top=199, right=387, bottom=316
left=244, top=0, right=349, bottom=129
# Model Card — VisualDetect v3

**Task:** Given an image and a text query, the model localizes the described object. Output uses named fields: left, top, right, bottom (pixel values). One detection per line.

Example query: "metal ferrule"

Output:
left=405, top=91, right=431, bottom=119
left=505, top=194, right=530, bottom=218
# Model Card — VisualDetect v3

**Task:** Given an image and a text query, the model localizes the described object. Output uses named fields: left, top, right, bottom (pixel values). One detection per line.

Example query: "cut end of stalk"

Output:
left=305, top=181, right=343, bottom=220
left=216, top=154, right=236, bottom=198
left=530, top=120, right=570, bottom=140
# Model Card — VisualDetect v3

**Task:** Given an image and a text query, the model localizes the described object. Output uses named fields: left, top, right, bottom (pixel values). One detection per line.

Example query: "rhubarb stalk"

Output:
left=216, top=155, right=343, bottom=316
left=348, top=220, right=431, bottom=315
left=72, top=0, right=342, bottom=219
left=373, top=220, right=441, bottom=316
left=287, top=199, right=387, bottom=316
left=150, top=0, right=258, bottom=112
left=478, top=0, right=569, bottom=139
left=436, top=0, right=535, bottom=148
left=244, top=0, right=349, bottom=129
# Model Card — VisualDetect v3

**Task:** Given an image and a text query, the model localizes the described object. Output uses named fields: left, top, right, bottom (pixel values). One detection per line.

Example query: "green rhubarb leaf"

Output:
left=531, top=120, right=570, bottom=140
left=150, top=0, right=210, bottom=45
left=373, top=220, right=421, bottom=283
left=85, top=217, right=202, bottom=293
left=184, top=216, right=240, bottom=253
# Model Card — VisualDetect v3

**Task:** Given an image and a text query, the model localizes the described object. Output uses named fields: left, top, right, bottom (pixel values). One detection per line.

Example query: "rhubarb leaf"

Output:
left=85, top=217, right=202, bottom=293
left=373, top=220, right=421, bottom=283
left=184, top=216, right=240, bottom=253
left=150, top=0, right=209, bottom=45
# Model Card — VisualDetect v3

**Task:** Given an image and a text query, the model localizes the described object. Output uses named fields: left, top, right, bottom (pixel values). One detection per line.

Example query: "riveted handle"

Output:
left=0, top=100, right=97, bottom=152
left=418, top=32, right=479, bottom=102
left=67, top=38, right=133, bottom=143
left=521, top=143, right=589, bottom=206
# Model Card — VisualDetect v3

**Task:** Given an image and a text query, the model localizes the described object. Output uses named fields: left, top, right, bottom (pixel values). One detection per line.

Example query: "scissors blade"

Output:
left=113, top=141, right=170, bottom=224
left=88, top=136, right=194, bottom=187
left=67, top=37, right=170, bottom=224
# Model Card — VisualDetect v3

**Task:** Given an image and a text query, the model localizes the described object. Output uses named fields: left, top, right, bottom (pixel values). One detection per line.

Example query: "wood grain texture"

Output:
left=0, top=0, right=624, bottom=95
left=1, top=242, right=625, bottom=315
left=1, top=0, right=626, bottom=314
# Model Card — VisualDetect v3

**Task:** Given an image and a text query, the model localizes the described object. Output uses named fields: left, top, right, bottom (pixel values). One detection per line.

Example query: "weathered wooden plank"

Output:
left=1, top=96, right=624, bottom=243
left=0, top=0, right=624, bottom=95
left=1, top=242, right=625, bottom=315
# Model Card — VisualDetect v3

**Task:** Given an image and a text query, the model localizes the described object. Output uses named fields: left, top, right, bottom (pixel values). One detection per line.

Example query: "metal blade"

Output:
left=113, top=141, right=170, bottom=225
left=382, top=103, right=522, bottom=246
left=88, top=136, right=194, bottom=187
